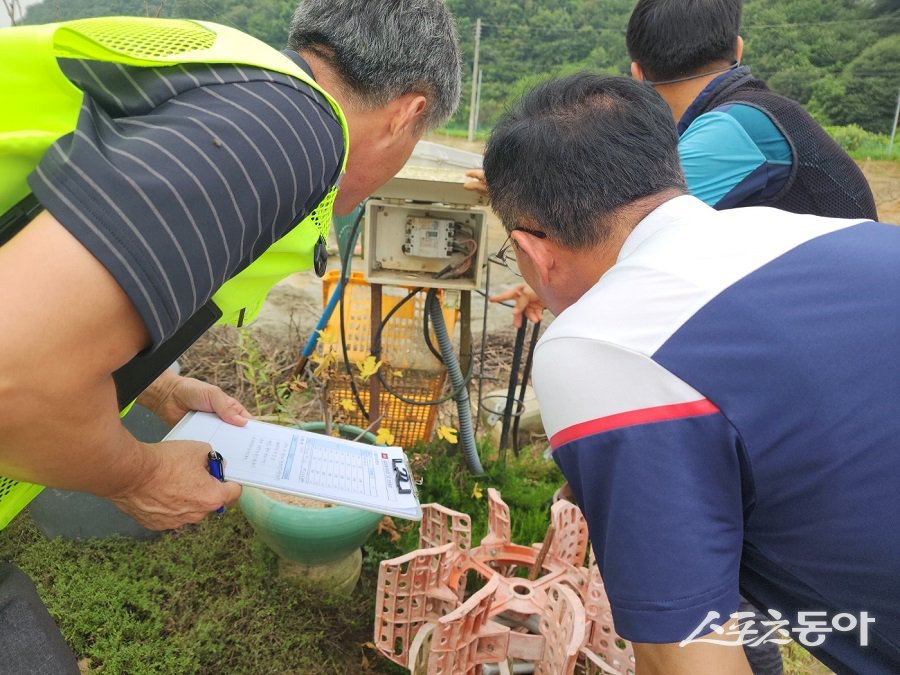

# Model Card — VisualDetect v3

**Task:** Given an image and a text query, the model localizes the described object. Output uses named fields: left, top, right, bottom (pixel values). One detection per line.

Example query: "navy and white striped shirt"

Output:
left=29, top=52, right=343, bottom=348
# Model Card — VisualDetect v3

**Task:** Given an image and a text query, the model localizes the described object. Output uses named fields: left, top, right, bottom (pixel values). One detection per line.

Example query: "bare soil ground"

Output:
left=858, top=159, right=900, bottom=224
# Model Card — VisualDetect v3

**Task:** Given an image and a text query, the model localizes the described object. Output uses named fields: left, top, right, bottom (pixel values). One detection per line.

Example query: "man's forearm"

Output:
left=0, top=372, right=152, bottom=499
left=634, top=619, right=754, bottom=675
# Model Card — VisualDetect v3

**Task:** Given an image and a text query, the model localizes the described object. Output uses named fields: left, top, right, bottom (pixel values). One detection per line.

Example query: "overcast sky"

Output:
left=0, top=0, right=45, bottom=27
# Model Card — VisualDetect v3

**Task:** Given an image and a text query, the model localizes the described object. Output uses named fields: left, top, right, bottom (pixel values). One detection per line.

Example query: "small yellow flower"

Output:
left=472, top=482, right=483, bottom=499
left=375, top=427, right=396, bottom=446
left=310, top=352, right=336, bottom=378
left=392, top=370, right=404, bottom=379
left=316, top=329, right=338, bottom=346
left=356, top=355, right=382, bottom=381
left=339, top=398, right=355, bottom=412
left=437, top=425, right=458, bottom=444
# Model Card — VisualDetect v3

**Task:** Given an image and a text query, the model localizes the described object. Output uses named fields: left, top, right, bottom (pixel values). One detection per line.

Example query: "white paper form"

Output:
left=164, top=412, right=421, bottom=520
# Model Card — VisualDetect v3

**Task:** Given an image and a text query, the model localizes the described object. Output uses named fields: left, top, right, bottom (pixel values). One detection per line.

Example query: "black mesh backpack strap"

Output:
left=0, top=193, right=42, bottom=247
left=112, top=301, right=222, bottom=410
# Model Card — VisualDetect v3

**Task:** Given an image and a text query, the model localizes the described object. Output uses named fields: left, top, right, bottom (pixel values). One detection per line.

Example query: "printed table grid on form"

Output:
left=295, top=438, right=378, bottom=496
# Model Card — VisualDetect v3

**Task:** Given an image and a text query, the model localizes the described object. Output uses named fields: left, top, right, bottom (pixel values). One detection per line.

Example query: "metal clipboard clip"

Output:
left=392, top=457, right=417, bottom=496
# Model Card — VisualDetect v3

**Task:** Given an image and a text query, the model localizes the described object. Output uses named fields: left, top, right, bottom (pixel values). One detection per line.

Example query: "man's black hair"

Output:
left=483, top=74, right=686, bottom=249
left=626, top=0, right=742, bottom=82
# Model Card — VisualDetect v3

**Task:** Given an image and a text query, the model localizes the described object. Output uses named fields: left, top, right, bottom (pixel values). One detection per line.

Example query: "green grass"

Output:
left=1, top=510, right=385, bottom=674
left=846, top=145, right=899, bottom=162
left=781, top=641, right=834, bottom=674
left=429, top=124, right=490, bottom=143
left=0, top=442, right=563, bottom=674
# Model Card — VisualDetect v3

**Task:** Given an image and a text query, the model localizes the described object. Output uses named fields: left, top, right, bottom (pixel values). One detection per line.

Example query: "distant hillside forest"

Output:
left=17, top=0, right=900, bottom=134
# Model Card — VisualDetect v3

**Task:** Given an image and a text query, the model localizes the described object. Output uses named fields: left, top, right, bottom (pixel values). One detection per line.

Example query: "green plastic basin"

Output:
left=238, top=423, right=384, bottom=566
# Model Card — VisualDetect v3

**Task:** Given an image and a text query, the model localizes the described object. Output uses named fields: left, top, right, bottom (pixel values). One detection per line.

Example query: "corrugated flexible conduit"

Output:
left=427, top=293, right=483, bottom=475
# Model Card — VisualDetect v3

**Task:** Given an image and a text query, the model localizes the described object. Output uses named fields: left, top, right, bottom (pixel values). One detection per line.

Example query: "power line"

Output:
left=476, top=14, right=899, bottom=36
left=743, top=16, right=900, bottom=29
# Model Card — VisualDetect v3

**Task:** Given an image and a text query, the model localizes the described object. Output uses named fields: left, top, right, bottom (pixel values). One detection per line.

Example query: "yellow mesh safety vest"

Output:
left=0, top=17, right=348, bottom=528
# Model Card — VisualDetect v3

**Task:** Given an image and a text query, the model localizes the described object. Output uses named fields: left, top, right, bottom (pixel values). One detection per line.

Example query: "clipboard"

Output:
left=164, top=412, right=422, bottom=520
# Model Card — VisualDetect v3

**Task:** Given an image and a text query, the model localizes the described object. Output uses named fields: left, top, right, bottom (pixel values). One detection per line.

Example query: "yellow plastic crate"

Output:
left=320, top=271, right=458, bottom=448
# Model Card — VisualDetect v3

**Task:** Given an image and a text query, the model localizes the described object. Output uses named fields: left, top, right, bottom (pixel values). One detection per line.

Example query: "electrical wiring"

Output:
left=448, top=238, right=478, bottom=277
left=474, top=261, right=492, bottom=436
left=372, top=286, right=476, bottom=407
left=338, top=203, right=369, bottom=419
left=511, top=321, right=541, bottom=456
left=331, top=218, right=500, bottom=422
left=473, top=288, right=515, bottom=307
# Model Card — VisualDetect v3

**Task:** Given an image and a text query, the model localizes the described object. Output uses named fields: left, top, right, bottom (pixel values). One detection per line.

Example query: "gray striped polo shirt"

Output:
left=28, top=51, right=344, bottom=348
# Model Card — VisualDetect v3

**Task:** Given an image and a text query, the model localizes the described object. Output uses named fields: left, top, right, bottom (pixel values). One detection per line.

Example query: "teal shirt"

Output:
left=678, top=73, right=793, bottom=210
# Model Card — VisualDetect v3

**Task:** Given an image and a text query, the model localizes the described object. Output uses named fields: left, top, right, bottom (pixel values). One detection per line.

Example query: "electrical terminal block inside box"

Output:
left=365, top=200, right=487, bottom=291
left=402, top=217, right=456, bottom=258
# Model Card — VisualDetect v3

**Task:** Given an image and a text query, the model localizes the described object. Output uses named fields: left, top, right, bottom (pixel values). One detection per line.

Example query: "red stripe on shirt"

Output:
left=549, top=399, right=720, bottom=449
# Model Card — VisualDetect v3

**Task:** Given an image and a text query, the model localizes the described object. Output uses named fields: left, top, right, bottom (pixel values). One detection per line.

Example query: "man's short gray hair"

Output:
left=288, top=0, right=461, bottom=129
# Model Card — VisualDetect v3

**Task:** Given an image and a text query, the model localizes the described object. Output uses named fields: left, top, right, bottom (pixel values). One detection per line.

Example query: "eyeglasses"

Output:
left=488, top=227, right=548, bottom=277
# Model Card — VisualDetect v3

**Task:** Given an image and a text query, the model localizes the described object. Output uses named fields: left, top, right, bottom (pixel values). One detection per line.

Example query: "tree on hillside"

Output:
left=742, top=0, right=880, bottom=105
left=811, top=35, right=900, bottom=133
left=18, top=0, right=899, bottom=133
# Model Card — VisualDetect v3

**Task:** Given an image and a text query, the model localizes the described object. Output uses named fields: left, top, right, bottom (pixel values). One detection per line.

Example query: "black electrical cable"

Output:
left=338, top=204, right=369, bottom=419
left=375, top=289, right=476, bottom=407
left=473, top=288, right=516, bottom=308
left=499, top=319, right=528, bottom=452
left=373, top=287, right=423, bottom=353
left=511, top=320, right=541, bottom=456
left=474, top=261, right=492, bottom=436
left=376, top=353, right=476, bottom=406
left=420, top=262, right=459, bottom=365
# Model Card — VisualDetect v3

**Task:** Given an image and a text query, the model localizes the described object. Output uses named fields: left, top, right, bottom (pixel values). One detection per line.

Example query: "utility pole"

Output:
left=473, top=68, right=484, bottom=138
left=467, top=18, right=482, bottom=143
left=889, top=86, right=900, bottom=155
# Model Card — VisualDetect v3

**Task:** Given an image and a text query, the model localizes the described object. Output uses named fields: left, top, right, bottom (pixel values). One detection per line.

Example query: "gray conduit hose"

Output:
left=428, top=295, right=484, bottom=475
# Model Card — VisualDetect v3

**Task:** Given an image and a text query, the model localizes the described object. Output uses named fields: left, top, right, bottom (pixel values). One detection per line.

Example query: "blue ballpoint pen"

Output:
left=207, top=450, right=226, bottom=515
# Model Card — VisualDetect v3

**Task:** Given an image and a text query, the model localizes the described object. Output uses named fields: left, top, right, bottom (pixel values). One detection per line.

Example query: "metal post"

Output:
left=466, top=18, right=482, bottom=143
left=889, top=87, right=900, bottom=155
left=369, top=284, right=383, bottom=426
left=473, top=68, right=484, bottom=138
left=459, top=291, right=472, bottom=384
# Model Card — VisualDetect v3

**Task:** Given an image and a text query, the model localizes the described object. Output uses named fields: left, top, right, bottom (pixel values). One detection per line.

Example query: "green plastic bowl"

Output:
left=238, top=423, right=385, bottom=566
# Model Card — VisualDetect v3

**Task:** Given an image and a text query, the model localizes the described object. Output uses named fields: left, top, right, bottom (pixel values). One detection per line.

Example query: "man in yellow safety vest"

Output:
left=0, top=2, right=461, bottom=670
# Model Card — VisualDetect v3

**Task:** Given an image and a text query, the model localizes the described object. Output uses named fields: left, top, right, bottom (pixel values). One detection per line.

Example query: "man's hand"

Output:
left=464, top=168, right=489, bottom=197
left=138, top=369, right=251, bottom=427
left=490, top=283, right=546, bottom=328
left=109, top=440, right=242, bottom=530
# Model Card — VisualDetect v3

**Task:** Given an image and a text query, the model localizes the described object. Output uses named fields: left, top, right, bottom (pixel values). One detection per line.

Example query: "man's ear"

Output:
left=389, top=93, right=428, bottom=138
left=630, top=61, right=644, bottom=81
left=735, top=36, right=744, bottom=64
left=511, top=228, right=554, bottom=287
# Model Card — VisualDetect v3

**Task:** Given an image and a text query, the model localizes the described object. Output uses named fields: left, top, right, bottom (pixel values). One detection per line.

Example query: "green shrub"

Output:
left=824, top=124, right=897, bottom=161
